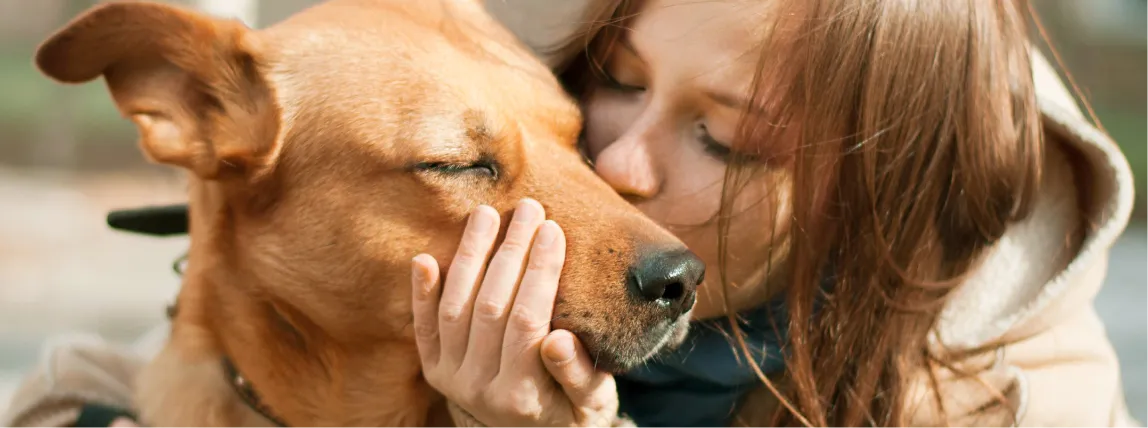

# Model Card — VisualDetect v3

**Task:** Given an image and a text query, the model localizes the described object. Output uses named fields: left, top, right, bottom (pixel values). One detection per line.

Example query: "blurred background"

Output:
left=0, top=0, right=1144, bottom=422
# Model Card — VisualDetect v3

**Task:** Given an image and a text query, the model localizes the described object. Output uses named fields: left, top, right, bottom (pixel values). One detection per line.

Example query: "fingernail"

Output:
left=470, top=206, right=494, bottom=234
left=535, top=220, right=559, bottom=248
left=545, top=334, right=576, bottom=363
left=513, top=199, right=539, bottom=224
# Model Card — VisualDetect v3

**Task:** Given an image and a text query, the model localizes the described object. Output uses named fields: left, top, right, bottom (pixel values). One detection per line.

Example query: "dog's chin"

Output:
left=575, top=312, right=693, bottom=375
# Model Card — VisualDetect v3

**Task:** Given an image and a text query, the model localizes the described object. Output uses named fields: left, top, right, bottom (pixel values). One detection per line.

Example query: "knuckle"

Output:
left=439, top=303, right=467, bottom=324
left=454, top=242, right=483, bottom=262
left=582, top=394, right=616, bottom=414
left=473, top=299, right=508, bottom=321
left=506, top=405, right=542, bottom=421
left=488, top=251, right=523, bottom=271
left=455, top=237, right=491, bottom=262
left=509, top=305, right=548, bottom=332
left=496, top=238, right=528, bottom=256
left=505, top=389, right=544, bottom=419
left=413, top=321, right=439, bottom=340
left=526, top=250, right=561, bottom=271
left=457, top=385, right=484, bottom=407
left=480, top=388, right=505, bottom=409
left=485, top=379, right=545, bottom=420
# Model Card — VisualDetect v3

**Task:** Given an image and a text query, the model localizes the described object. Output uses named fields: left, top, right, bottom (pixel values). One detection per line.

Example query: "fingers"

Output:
left=411, top=253, right=442, bottom=370
left=541, top=330, right=618, bottom=418
left=438, top=205, right=501, bottom=366
left=463, top=199, right=547, bottom=376
left=414, top=207, right=612, bottom=427
left=500, top=220, right=566, bottom=374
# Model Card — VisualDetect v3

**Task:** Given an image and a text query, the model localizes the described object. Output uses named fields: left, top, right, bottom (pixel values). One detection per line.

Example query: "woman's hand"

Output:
left=410, top=199, right=619, bottom=427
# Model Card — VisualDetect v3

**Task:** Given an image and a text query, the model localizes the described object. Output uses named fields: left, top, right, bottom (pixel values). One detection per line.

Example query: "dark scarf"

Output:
left=615, top=297, right=789, bottom=427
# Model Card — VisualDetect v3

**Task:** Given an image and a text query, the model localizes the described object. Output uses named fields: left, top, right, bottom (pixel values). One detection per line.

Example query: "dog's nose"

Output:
left=628, top=248, right=704, bottom=316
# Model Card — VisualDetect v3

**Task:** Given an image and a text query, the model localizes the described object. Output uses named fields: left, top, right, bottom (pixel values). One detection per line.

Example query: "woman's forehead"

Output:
left=629, top=0, right=771, bottom=47
left=627, top=0, right=769, bottom=95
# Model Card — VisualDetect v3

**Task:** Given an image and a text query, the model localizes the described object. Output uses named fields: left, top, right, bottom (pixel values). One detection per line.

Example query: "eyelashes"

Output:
left=698, top=124, right=734, bottom=162
left=414, top=159, right=499, bottom=180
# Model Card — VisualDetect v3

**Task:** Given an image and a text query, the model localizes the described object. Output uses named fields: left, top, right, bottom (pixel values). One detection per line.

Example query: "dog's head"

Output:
left=36, top=0, right=703, bottom=424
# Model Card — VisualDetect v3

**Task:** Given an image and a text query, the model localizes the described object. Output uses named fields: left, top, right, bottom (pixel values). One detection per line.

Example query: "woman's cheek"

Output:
left=657, top=180, right=724, bottom=227
left=669, top=168, right=790, bottom=264
left=649, top=147, right=729, bottom=226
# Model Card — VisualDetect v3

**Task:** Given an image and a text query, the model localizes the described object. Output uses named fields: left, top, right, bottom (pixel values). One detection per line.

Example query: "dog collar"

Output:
left=150, top=216, right=285, bottom=426
left=222, top=357, right=290, bottom=427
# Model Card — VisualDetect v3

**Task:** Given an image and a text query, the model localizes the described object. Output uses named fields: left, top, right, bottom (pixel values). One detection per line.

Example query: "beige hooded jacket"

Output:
left=3, top=2, right=1138, bottom=427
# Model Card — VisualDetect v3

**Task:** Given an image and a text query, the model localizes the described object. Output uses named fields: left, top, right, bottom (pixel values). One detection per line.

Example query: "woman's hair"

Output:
left=547, top=0, right=1077, bottom=425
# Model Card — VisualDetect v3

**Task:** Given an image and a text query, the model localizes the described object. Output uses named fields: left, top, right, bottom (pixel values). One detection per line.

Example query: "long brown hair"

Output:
left=547, top=0, right=1075, bottom=425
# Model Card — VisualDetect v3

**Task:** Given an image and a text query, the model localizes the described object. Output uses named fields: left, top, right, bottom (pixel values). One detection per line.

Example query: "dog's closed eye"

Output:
left=414, top=158, right=499, bottom=180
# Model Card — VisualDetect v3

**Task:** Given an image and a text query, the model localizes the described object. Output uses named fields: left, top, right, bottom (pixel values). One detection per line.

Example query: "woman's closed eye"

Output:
left=593, top=61, right=757, bottom=165
left=697, top=123, right=759, bottom=164
left=698, top=123, right=731, bottom=161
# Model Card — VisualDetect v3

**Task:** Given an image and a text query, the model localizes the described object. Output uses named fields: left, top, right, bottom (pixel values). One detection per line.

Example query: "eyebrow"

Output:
left=706, top=90, right=748, bottom=110
left=617, top=35, right=749, bottom=111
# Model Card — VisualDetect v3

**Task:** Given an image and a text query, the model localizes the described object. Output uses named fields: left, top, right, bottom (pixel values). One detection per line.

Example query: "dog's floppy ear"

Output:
left=35, top=2, right=280, bottom=180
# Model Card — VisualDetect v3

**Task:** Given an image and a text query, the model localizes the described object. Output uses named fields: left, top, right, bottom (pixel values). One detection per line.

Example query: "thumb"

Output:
left=541, top=330, right=618, bottom=419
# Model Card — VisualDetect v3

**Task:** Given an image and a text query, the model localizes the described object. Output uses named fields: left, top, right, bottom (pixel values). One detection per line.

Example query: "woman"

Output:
left=1, top=0, right=1135, bottom=426
left=411, top=0, right=1137, bottom=426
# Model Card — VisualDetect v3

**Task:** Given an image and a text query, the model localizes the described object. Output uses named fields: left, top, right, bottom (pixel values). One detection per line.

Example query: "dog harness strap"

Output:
left=72, top=403, right=138, bottom=427
left=221, top=358, right=290, bottom=427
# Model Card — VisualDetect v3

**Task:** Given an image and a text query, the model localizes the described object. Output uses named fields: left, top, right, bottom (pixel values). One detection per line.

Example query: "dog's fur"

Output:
left=34, top=0, right=698, bottom=425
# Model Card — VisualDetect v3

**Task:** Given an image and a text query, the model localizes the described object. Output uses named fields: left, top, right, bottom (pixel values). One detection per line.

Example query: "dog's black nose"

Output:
left=628, top=248, right=704, bottom=316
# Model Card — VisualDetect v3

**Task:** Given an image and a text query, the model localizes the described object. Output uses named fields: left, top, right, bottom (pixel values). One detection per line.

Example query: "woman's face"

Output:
left=581, top=0, right=791, bottom=319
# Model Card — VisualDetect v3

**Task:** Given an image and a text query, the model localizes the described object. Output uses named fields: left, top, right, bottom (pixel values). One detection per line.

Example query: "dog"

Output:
left=34, top=0, right=705, bottom=425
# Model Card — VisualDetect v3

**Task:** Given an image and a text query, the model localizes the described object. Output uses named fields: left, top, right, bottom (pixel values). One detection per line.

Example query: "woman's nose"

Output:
left=594, top=132, right=661, bottom=199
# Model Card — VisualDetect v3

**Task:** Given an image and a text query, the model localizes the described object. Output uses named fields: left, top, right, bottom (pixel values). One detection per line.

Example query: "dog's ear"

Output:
left=35, top=2, right=280, bottom=180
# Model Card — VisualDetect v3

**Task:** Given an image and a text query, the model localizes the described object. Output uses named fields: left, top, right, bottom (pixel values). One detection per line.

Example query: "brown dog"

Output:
left=34, top=0, right=705, bottom=426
